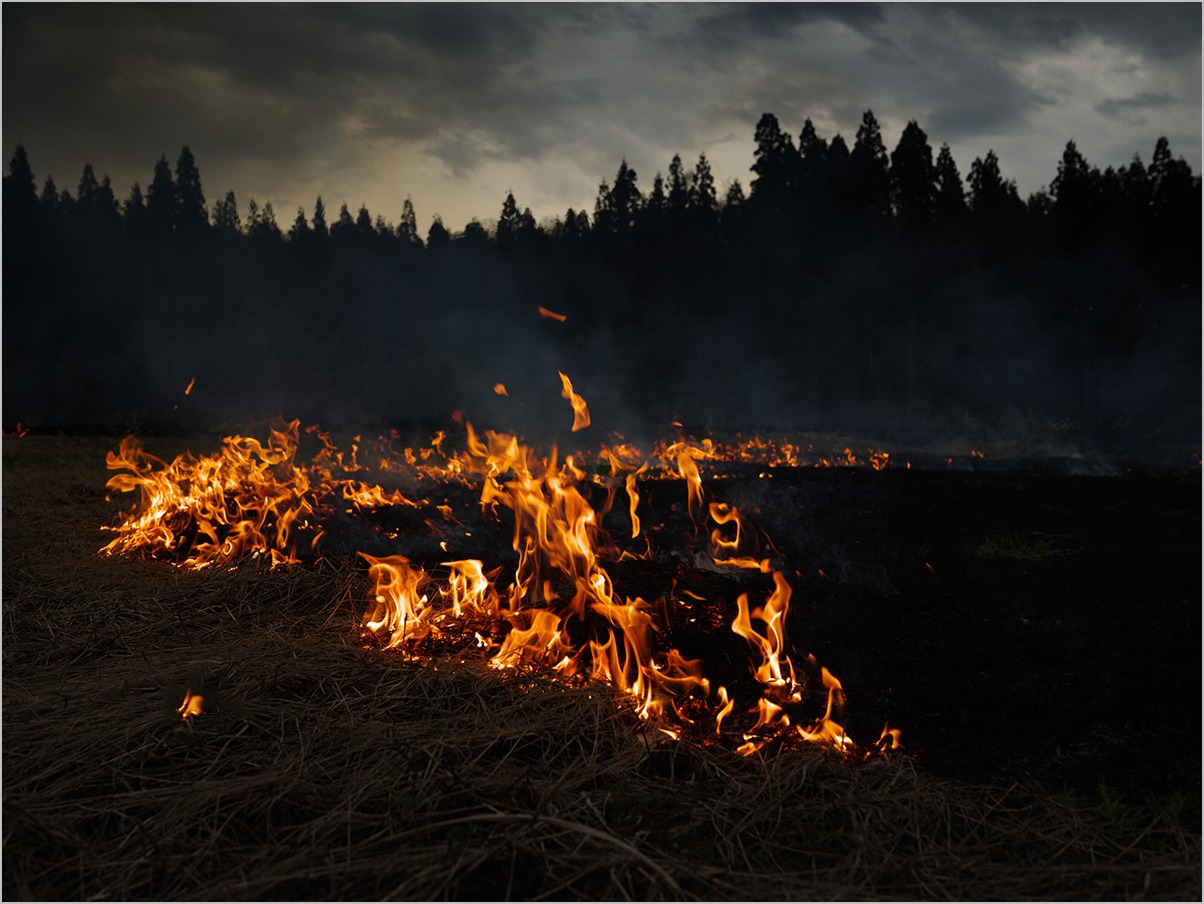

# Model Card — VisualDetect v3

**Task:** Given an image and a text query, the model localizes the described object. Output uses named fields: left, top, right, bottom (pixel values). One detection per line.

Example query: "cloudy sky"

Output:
left=4, top=3, right=1199, bottom=234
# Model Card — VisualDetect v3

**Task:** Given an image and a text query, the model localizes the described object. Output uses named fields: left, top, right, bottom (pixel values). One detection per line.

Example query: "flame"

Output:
left=101, top=397, right=906, bottom=760
left=537, top=305, right=567, bottom=322
left=558, top=372, right=591, bottom=432
left=493, top=383, right=508, bottom=397
left=177, top=689, right=204, bottom=722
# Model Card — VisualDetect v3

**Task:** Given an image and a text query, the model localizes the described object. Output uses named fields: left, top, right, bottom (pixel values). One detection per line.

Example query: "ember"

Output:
left=100, top=383, right=903, bottom=759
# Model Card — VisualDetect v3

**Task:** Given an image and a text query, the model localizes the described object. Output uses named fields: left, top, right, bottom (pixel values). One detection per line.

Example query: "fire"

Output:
left=184, top=377, right=195, bottom=396
left=493, top=383, right=508, bottom=397
left=537, top=305, right=568, bottom=322
left=101, top=394, right=907, bottom=760
left=177, top=689, right=204, bottom=722
left=558, top=371, right=591, bottom=432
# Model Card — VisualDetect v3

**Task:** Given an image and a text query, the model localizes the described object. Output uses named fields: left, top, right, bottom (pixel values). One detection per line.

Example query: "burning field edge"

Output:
left=2, top=435, right=1200, bottom=901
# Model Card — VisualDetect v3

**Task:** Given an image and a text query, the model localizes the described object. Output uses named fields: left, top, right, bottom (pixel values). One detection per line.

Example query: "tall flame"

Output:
left=101, top=400, right=902, bottom=759
left=558, top=372, right=591, bottom=432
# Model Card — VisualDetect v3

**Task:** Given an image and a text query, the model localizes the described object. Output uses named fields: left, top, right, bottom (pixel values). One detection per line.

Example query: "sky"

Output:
left=3, top=3, right=1200, bottom=235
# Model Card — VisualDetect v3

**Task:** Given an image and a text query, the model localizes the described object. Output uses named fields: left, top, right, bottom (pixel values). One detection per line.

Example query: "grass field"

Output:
left=3, top=433, right=1199, bottom=900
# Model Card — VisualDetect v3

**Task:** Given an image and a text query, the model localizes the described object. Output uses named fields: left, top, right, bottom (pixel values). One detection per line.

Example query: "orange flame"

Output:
left=177, top=689, right=204, bottom=722
left=538, top=305, right=567, bottom=322
left=558, top=371, right=591, bottom=432
left=101, top=406, right=904, bottom=760
left=493, top=383, right=508, bottom=397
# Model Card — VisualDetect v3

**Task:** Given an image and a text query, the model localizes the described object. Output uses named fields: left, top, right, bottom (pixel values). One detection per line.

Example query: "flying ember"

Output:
left=100, top=382, right=901, bottom=758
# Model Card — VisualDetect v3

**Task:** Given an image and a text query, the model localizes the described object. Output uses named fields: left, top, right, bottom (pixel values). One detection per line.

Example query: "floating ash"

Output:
left=100, top=386, right=909, bottom=759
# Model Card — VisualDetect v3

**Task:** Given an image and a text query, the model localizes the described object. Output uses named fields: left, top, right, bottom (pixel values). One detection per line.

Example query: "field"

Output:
left=3, top=433, right=1199, bottom=900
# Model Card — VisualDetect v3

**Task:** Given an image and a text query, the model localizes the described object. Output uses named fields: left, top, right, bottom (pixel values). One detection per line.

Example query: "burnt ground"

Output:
left=337, top=457, right=1202, bottom=809
left=734, top=466, right=1202, bottom=803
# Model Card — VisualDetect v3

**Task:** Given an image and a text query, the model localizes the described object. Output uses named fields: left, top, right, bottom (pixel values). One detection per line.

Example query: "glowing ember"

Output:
left=177, top=689, right=204, bottom=723
left=537, top=305, right=568, bottom=322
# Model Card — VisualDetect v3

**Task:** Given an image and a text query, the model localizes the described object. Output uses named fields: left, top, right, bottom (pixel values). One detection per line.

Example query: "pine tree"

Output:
left=175, top=145, right=207, bottom=236
left=889, top=120, right=937, bottom=233
left=749, top=113, right=797, bottom=200
left=212, top=190, right=241, bottom=235
left=497, top=191, right=521, bottom=248
left=849, top=109, right=890, bottom=221
left=312, top=196, right=328, bottom=238
left=610, top=160, right=642, bottom=230
left=146, top=154, right=178, bottom=237
left=289, top=206, right=311, bottom=241
left=122, top=182, right=147, bottom=237
left=3, top=145, right=39, bottom=220
left=427, top=215, right=450, bottom=248
left=396, top=198, right=420, bottom=246
left=933, top=143, right=966, bottom=229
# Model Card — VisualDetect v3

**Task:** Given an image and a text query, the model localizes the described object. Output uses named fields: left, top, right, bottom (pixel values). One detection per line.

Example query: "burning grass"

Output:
left=3, top=435, right=1200, bottom=900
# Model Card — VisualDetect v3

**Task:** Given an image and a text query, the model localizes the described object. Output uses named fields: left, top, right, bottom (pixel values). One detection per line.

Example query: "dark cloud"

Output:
left=1095, top=91, right=1176, bottom=123
left=2, top=3, right=1197, bottom=229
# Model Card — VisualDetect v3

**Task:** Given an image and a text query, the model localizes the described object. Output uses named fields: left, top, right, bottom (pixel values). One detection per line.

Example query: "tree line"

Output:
left=3, top=111, right=1200, bottom=458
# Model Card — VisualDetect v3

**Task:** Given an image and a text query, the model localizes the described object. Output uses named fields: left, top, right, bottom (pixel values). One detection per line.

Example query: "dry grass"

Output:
left=3, top=435, right=1199, bottom=900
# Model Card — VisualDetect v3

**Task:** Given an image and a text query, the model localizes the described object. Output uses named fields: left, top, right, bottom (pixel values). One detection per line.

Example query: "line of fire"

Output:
left=99, top=380, right=909, bottom=760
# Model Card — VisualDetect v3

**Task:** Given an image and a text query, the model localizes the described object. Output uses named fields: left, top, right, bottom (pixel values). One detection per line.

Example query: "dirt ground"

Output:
left=2, top=433, right=1199, bottom=900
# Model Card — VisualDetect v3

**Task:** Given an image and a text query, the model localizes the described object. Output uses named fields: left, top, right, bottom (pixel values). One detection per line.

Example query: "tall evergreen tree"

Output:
left=212, top=189, right=241, bottom=235
left=122, top=181, right=148, bottom=237
left=146, top=154, right=178, bottom=237
left=289, top=206, right=311, bottom=241
left=427, top=215, right=450, bottom=248
left=691, top=152, right=718, bottom=217
left=889, top=120, right=937, bottom=233
left=749, top=112, right=797, bottom=200
left=667, top=154, right=689, bottom=213
left=1049, top=140, right=1102, bottom=247
left=497, top=191, right=521, bottom=247
left=610, top=160, right=642, bottom=230
left=3, top=145, right=38, bottom=218
left=396, top=197, right=420, bottom=246
left=848, top=109, right=891, bottom=221
left=312, top=196, right=328, bottom=238
left=797, top=118, right=829, bottom=212
left=967, top=150, right=1021, bottom=216
left=933, top=143, right=967, bottom=229
left=175, top=145, right=207, bottom=236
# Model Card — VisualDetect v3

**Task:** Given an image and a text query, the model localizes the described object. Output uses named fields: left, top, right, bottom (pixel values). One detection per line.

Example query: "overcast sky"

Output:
left=4, top=3, right=1199, bottom=234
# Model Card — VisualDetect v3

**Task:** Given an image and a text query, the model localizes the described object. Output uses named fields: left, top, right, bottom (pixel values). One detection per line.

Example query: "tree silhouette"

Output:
left=146, top=154, right=178, bottom=238
left=41, top=174, right=63, bottom=229
left=4, top=145, right=38, bottom=214
left=289, top=206, right=311, bottom=242
left=749, top=112, right=797, bottom=201
left=427, top=215, right=450, bottom=248
left=933, top=143, right=967, bottom=230
left=889, top=120, right=937, bottom=233
left=691, top=152, right=718, bottom=224
left=396, top=197, right=421, bottom=247
left=497, top=191, right=521, bottom=248
left=797, top=118, right=829, bottom=218
left=610, top=160, right=642, bottom=230
left=212, top=189, right=241, bottom=235
left=849, top=109, right=891, bottom=224
left=175, top=146, right=207, bottom=236
left=312, top=196, right=329, bottom=239
left=1049, top=140, right=1101, bottom=248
